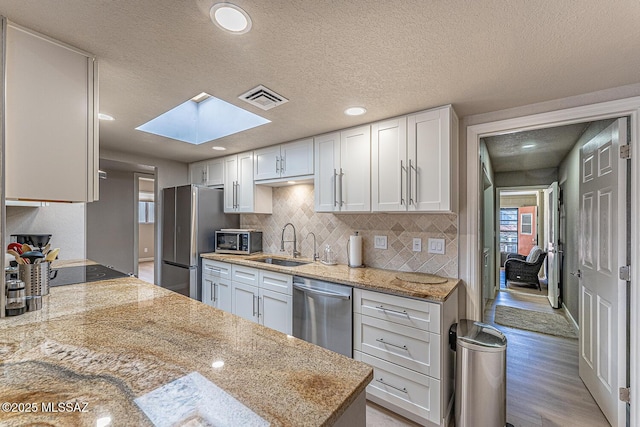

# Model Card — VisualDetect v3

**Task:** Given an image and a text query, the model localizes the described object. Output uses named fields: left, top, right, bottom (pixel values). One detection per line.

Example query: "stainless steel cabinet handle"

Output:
left=276, top=156, right=280, bottom=174
left=281, top=155, right=286, bottom=174
left=293, top=283, right=351, bottom=300
left=258, top=296, right=262, bottom=318
left=202, top=169, right=206, bottom=183
left=205, top=266, right=221, bottom=272
left=376, top=378, right=407, bottom=393
left=376, top=338, right=408, bottom=350
left=212, top=282, right=217, bottom=303
left=333, top=169, right=338, bottom=207
left=376, top=305, right=409, bottom=317
left=234, top=181, right=239, bottom=209
left=407, top=159, right=413, bottom=206
left=410, top=161, right=418, bottom=205
left=339, top=168, right=345, bottom=207
left=253, top=295, right=258, bottom=316
left=400, top=160, right=406, bottom=205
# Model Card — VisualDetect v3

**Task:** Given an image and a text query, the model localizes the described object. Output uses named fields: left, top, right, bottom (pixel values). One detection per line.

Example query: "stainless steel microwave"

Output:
left=215, top=229, right=262, bottom=255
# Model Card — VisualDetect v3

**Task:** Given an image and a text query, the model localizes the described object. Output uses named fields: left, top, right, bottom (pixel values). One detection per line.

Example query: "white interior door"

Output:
left=579, top=118, right=627, bottom=427
left=544, top=182, right=560, bottom=308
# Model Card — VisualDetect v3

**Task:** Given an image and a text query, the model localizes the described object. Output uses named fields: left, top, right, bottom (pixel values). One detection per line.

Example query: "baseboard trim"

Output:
left=562, top=302, right=579, bottom=331
left=139, top=257, right=154, bottom=262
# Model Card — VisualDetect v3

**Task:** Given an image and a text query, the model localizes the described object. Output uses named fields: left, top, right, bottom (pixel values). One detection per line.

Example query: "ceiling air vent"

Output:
left=239, top=85, right=288, bottom=111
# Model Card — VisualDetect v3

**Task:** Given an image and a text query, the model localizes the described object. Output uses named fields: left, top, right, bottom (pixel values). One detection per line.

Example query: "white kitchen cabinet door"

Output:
left=237, top=152, right=255, bottom=212
left=340, top=125, right=371, bottom=212
left=281, top=138, right=313, bottom=178
left=223, top=155, right=238, bottom=212
left=204, top=158, right=224, bottom=186
left=314, top=132, right=340, bottom=212
left=260, top=288, right=292, bottom=335
left=232, top=281, right=259, bottom=324
left=372, top=118, right=407, bottom=212
left=189, top=161, right=207, bottom=185
left=407, top=106, right=458, bottom=212
left=215, top=278, right=232, bottom=313
left=5, top=22, right=98, bottom=202
left=254, top=145, right=281, bottom=181
left=202, top=276, right=214, bottom=306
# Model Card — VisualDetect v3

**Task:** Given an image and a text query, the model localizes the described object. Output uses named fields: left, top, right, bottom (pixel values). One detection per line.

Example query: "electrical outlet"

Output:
left=412, top=238, right=422, bottom=252
left=428, top=238, right=445, bottom=255
left=144, top=247, right=148, bottom=253
left=374, top=235, right=387, bottom=249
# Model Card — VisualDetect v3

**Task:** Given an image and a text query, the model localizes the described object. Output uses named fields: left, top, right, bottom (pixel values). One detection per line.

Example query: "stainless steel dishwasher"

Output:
left=292, top=276, right=353, bottom=357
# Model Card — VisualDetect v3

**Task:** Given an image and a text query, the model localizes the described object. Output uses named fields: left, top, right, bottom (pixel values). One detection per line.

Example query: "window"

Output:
left=500, top=208, right=518, bottom=253
left=139, top=201, right=155, bottom=224
left=520, top=213, right=533, bottom=235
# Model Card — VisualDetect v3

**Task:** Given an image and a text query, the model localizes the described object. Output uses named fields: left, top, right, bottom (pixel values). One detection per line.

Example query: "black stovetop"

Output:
left=50, top=264, right=129, bottom=287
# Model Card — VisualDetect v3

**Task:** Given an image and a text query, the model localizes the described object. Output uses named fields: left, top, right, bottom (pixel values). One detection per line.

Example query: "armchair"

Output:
left=504, top=246, right=547, bottom=290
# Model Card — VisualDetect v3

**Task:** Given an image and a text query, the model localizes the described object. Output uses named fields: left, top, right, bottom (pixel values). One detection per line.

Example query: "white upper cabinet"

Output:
left=372, top=105, right=459, bottom=213
left=314, top=126, right=370, bottom=212
left=4, top=21, right=98, bottom=202
left=254, top=138, right=314, bottom=181
left=189, top=158, right=224, bottom=186
left=224, top=152, right=272, bottom=214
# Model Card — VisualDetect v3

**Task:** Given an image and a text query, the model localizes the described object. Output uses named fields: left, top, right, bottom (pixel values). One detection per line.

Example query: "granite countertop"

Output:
left=0, top=276, right=372, bottom=426
left=201, top=253, right=460, bottom=302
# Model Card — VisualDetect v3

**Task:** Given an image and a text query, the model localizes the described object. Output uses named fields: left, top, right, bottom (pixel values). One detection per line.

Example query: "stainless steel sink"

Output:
left=252, top=257, right=310, bottom=267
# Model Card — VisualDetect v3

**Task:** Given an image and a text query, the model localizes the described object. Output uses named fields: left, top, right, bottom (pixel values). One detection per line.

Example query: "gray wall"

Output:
left=6, top=204, right=86, bottom=260
left=494, top=167, right=558, bottom=187
left=558, top=119, right=616, bottom=322
left=87, top=169, right=136, bottom=274
left=97, top=149, right=188, bottom=282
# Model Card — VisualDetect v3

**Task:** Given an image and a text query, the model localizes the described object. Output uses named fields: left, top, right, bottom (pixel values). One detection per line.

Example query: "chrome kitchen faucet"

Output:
left=280, top=223, right=300, bottom=258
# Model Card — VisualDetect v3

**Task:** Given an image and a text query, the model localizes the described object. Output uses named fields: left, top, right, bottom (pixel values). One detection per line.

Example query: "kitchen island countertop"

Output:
left=201, top=253, right=460, bottom=302
left=0, top=274, right=372, bottom=426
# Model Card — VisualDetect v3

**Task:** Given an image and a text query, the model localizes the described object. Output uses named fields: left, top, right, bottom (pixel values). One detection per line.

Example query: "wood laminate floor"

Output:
left=138, top=260, right=154, bottom=284
left=485, top=290, right=610, bottom=427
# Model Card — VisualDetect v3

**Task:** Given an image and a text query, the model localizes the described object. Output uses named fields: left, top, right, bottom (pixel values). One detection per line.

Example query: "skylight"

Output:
left=135, top=93, right=270, bottom=145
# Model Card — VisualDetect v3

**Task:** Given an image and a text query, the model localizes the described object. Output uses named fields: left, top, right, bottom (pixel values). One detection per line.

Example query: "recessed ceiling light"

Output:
left=191, top=92, right=211, bottom=103
left=212, top=146, right=226, bottom=151
left=523, top=144, right=535, bottom=149
left=98, top=113, right=114, bottom=121
left=210, top=3, right=252, bottom=34
left=344, top=107, right=367, bottom=116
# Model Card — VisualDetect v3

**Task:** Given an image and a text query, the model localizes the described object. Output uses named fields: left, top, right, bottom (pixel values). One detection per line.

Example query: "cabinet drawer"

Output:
left=354, top=289, right=440, bottom=333
left=231, top=265, right=259, bottom=286
left=259, top=270, right=292, bottom=295
left=355, top=350, right=440, bottom=425
left=354, top=313, right=440, bottom=378
left=202, top=260, right=232, bottom=280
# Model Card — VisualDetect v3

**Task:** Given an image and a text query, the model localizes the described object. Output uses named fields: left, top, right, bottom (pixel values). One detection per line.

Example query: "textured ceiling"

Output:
left=482, top=122, right=590, bottom=172
left=2, top=1, right=640, bottom=163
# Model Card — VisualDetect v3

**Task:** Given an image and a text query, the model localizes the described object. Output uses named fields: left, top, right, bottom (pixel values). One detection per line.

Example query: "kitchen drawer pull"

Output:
left=400, top=160, right=405, bottom=205
left=376, top=338, right=408, bottom=350
left=339, top=168, right=345, bottom=207
left=276, top=156, right=280, bottom=174
left=253, top=295, right=258, bottom=316
left=408, top=159, right=414, bottom=206
left=205, top=266, right=222, bottom=272
left=376, top=305, right=409, bottom=317
left=376, top=378, right=408, bottom=393
left=212, top=282, right=217, bottom=303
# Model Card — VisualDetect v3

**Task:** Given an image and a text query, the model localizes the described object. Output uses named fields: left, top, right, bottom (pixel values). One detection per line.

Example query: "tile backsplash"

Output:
left=241, top=185, right=458, bottom=277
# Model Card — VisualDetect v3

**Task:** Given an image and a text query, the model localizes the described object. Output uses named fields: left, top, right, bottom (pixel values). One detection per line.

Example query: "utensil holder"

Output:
left=18, top=262, right=50, bottom=296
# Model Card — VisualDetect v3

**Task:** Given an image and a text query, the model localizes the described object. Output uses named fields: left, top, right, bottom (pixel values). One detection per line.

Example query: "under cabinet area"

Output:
left=254, top=138, right=314, bottom=181
left=4, top=21, right=99, bottom=202
left=353, top=288, right=458, bottom=427
left=371, top=105, right=459, bottom=213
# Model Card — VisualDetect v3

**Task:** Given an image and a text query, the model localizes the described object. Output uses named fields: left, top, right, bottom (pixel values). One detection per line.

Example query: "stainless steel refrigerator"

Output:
left=161, top=185, right=238, bottom=300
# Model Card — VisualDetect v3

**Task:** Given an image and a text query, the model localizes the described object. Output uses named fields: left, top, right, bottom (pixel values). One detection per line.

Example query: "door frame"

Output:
left=462, top=96, right=639, bottom=424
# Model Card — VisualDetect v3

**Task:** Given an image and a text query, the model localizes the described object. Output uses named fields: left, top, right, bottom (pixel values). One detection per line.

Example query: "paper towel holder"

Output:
left=347, top=231, right=365, bottom=268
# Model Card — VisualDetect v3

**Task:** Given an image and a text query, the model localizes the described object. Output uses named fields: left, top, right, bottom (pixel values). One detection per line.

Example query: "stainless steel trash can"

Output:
left=454, top=320, right=507, bottom=427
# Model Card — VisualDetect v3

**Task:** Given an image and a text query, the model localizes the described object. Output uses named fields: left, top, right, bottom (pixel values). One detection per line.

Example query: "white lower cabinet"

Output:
left=354, top=288, right=458, bottom=427
left=202, top=260, right=233, bottom=312
left=218, top=263, right=293, bottom=335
